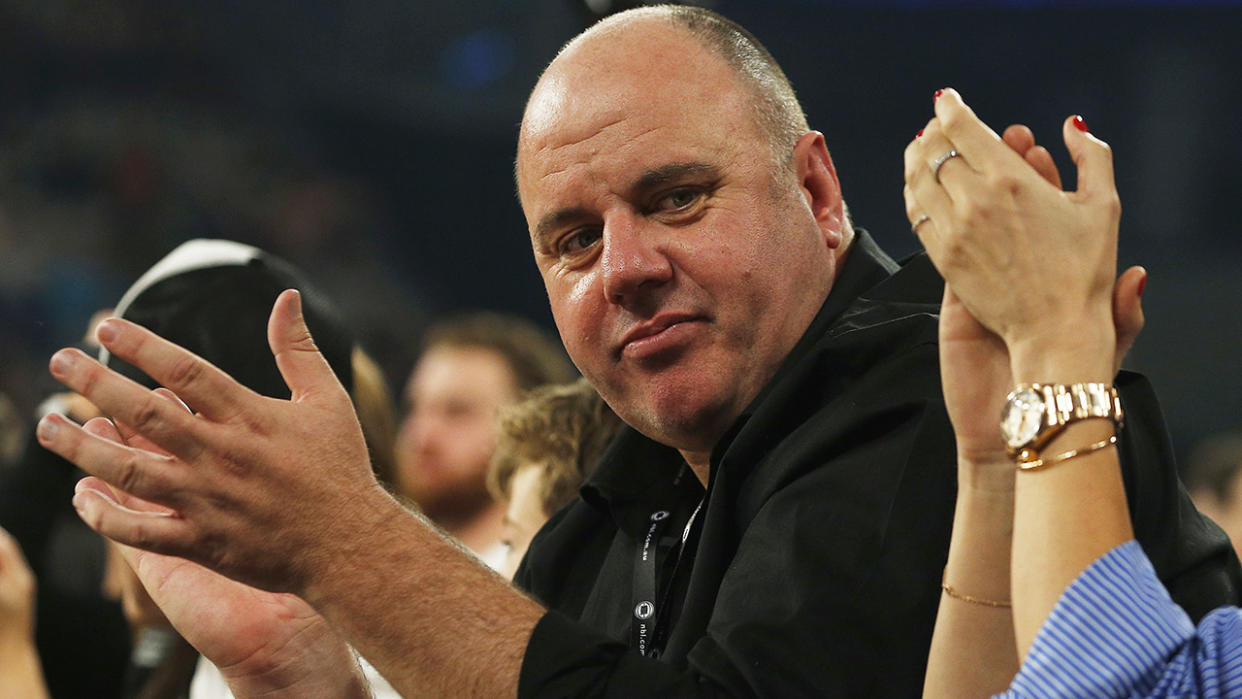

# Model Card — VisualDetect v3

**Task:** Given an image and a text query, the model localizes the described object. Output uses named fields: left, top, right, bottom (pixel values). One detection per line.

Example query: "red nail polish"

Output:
left=933, top=89, right=944, bottom=102
left=1137, top=274, right=1147, bottom=297
left=1073, top=115, right=1090, bottom=133
left=916, top=129, right=923, bottom=139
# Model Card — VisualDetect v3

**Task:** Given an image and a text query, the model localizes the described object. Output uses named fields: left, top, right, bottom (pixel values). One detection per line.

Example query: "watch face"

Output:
left=1001, top=388, right=1045, bottom=450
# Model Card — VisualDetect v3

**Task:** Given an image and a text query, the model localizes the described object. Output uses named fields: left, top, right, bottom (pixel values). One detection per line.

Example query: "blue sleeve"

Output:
left=996, top=540, right=1242, bottom=698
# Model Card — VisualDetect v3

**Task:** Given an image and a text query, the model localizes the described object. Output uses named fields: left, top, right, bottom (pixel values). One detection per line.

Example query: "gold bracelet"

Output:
left=941, top=581, right=1011, bottom=608
left=1016, top=434, right=1118, bottom=472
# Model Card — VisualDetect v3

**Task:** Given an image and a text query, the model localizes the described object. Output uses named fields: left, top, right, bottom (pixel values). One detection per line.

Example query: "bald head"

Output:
left=520, top=6, right=809, bottom=183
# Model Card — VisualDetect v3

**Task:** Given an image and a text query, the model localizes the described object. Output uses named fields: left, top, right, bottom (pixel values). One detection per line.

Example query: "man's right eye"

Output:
left=558, top=227, right=603, bottom=258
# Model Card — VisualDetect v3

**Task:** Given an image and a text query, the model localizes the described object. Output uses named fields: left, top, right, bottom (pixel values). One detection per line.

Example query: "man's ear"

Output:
left=793, top=131, right=845, bottom=250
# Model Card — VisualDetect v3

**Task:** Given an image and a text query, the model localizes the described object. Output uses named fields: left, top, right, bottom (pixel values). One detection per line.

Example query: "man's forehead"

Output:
left=518, top=31, right=745, bottom=189
left=521, top=20, right=723, bottom=144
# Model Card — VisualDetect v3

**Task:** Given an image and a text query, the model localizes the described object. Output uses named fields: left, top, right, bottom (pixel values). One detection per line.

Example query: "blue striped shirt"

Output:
left=997, top=540, right=1242, bottom=698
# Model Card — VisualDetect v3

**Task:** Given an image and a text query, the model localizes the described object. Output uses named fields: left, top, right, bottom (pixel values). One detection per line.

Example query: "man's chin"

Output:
left=403, top=478, right=495, bottom=524
left=628, top=390, right=737, bottom=454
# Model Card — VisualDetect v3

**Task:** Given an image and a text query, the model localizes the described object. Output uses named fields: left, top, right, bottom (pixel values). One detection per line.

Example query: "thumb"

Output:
left=1063, top=114, right=1117, bottom=200
left=1112, top=265, right=1147, bottom=373
left=267, top=289, right=344, bottom=403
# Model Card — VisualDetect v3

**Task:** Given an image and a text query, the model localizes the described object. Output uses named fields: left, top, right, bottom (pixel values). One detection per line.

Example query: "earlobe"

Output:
left=794, top=131, right=845, bottom=249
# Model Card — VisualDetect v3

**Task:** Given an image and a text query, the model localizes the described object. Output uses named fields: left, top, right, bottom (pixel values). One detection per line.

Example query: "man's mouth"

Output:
left=619, top=313, right=705, bottom=359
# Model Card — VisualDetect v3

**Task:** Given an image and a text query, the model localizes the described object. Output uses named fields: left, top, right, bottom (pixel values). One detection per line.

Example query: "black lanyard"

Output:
left=630, top=499, right=703, bottom=657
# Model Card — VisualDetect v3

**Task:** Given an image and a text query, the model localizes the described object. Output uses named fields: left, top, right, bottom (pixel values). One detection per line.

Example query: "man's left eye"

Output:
left=657, top=188, right=702, bottom=211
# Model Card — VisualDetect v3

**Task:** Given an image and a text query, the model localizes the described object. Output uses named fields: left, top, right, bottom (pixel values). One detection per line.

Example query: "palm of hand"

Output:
left=84, top=416, right=336, bottom=682
left=125, top=546, right=325, bottom=675
left=938, top=287, right=1011, bottom=465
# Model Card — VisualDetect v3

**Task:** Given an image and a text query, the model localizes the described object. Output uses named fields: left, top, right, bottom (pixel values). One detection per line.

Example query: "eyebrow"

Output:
left=533, top=207, right=592, bottom=250
left=633, top=162, right=720, bottom=192
left=532, top=161, right=721, bottom=248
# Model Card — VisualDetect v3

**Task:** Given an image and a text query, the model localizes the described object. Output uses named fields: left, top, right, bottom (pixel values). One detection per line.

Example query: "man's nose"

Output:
left=599, top=215, right=673, bottom=306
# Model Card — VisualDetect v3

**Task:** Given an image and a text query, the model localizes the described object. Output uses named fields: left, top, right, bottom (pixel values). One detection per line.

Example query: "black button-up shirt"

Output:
left=514, top=231, right=1242, bottom=697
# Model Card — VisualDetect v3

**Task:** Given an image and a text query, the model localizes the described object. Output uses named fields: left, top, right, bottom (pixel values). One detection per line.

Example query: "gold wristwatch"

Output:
left=1000, top=383, right=1124, bottom=464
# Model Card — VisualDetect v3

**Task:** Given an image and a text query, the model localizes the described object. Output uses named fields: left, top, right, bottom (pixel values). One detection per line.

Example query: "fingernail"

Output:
left=916, top=129, right=924, bottom=139
left=1137, top=273, right=1147, bottom=297
left=49, top=349, right=76, bottom=378
left=96, top=319, right=119, bottom=344
left=934, top=89, right=944, bottom=102
left=37, top=415, right=58, bottom=442
left=71, top=490, right=90, bottom=517
left=1073, top=115, right=1090, bottom=133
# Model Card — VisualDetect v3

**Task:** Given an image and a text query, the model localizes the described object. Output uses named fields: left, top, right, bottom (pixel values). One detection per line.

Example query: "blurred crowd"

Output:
left=0, top=236, right=624, bottom=697
left=4, top=2, right=1242, bottom=698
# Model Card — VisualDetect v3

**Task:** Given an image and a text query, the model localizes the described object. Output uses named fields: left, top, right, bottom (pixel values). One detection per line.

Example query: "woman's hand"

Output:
left=905, top=89, right=1121, bottom=383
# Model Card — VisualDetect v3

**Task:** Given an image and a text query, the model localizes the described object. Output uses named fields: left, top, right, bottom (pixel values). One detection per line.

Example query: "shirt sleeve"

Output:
left=998, top=540, right=1242, bottom=698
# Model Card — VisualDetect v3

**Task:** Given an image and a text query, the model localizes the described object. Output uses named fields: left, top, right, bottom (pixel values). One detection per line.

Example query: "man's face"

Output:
left=516, top=22, right=843, bottom=454
left=395, top=345, right=518, bottom=520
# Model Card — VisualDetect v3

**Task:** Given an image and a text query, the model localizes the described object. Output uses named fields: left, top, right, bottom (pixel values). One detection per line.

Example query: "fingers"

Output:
left=903, top=182, right=943, bottom=257
left=37, top=412, right=186, bottom=506
left=93, top=317, right=251, bottom=420
left=1023, top=146, right=1061, bottom=189
left=1003, top=124, right=1063, bottom=189
left=904, top=126, right=962, bottom=269
left=267, top=289, right=347, bottom=404
left=910, top=119, right=976, bottom=199
left=72, top=478, right=197, bottom=557
left=81, top=419, right=178, bottom=516
left=1061, top=115, right=1118, bottom=200
left=933, top=88, right=1011, bottom=172
left=112, top=389, right=192, bottom=459
left=1001, top=124, right=1034, bottom=155
left=48, top=348, right=204, bottom=457
left=1112, top=265, right=1147, bottom=371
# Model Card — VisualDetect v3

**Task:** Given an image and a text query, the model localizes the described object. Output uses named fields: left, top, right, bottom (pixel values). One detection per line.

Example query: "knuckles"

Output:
left=165, top=355, right=206, bottom=391
left=116, top=450, right=147, bottom=495
left=984, top=172, right=1022, bottom=197
left=1102, top=193, right=1122, bottom=219
left=130, top=397, right=166, bottom=435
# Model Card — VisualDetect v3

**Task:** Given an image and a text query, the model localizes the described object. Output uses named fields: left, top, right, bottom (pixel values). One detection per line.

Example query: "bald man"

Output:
left=38, top=6, right=1239, bottom=697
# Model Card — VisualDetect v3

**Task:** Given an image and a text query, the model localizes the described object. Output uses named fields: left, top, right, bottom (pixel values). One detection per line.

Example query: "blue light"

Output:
left=439, top=28, right=517, bottom=89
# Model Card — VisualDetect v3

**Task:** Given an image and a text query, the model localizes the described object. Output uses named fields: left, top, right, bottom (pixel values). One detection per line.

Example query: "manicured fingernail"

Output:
left=934, top=89, right=944, bottom=102
left=1073, top=115, right=1090, bottom=133
left=49, top=349, right=76, bottom=377
left=37, top=415, right=58, bottom=441
left=916, top=129, right=924, bottom=139
left=96, top=319, right=119, bottom=344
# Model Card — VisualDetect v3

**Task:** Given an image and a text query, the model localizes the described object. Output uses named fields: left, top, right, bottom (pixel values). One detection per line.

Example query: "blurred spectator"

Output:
left=395, top=313, right=574, bottom=568
left=0, top=71, right=422, bottom=440
left=488, top=377, right=623, bottom=579
left=0, top=238, right=396, bottom=698
left=0, top=397, right=131, bottom=699
left=0, top=525, right=50, bottom=699
left=1186, top=431, right=1242, bottom=558
left=0, top=392, right=24, bottom=473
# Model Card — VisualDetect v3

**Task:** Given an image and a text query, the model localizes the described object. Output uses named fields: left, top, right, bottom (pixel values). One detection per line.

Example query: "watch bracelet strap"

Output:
left=1006, top=382, right=1124, bottom=458
left=1031, top=382, right=1124, bottom=430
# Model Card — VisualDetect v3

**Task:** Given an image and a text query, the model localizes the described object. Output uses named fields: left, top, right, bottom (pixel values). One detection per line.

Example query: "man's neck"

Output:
left=680, top=450, right=711, bottom=487
left=672, top=228, right=858, bottom=491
